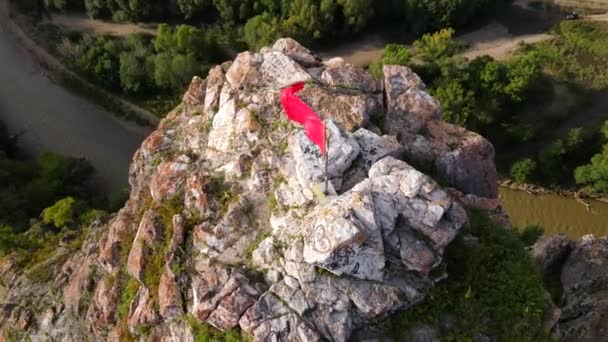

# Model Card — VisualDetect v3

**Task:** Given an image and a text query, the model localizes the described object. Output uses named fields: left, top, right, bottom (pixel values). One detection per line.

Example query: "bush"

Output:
left=369, top=44, right=411, bottom=78
left=510, top=158, right=537, bottom=184
left=43, top=197, right=77, bottom=228
left=575, top=144, right=608, bottom=194
left=516, top=225, right=544, bottom=246
left=414, top=28, right=464, bottom=65
left=243, top=12, right=281, bottom=51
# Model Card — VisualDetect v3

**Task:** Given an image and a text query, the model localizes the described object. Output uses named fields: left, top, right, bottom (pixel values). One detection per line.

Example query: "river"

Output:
left=500, top=188, right=608, bottom=238
left=0, top=18, right=147, bottom=196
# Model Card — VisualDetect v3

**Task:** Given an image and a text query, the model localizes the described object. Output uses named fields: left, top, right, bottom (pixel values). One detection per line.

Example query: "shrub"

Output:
left=43, top=197, right=77, bottom=228
left=575, top=144, right=608, bottom=194
left=510, top=158, right=537, bottom=184
left=516, top=225, right=544, bottom=246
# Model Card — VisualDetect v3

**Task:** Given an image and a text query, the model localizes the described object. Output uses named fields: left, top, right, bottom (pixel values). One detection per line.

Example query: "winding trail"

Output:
left=0, top=2, right=148, bottom=196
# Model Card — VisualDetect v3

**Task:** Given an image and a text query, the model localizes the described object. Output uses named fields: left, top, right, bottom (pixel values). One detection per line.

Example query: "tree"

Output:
left=369, top=44, right=411, bottom=78
left=413, top=28, right=463, bottom=65
left=177, top=0, right=210, bottom=19
left=504, top=54, right=543, bottom=103
left=119, top=51, right=147, bottom=94
left=575, top=145, right=608, bottom=193
left=433, top=77, right=475, bottom=127
left=212, top=0, right=254, bottom=22
left=84, top=0, right=110, bottom=18
left=43, top=197, right=77, bottom=228
left=283, top=0, right=337, bottom=41
left=566, top=127, right=586, bottom=151
left=78, top=35, right=121, bottom=90
left=0, top=225, right=29, bottom=256
left=382, top=44, right=412, bottom=66
left=337, top=0, right=374, bottom=32
left=510, top=158, right=537, bottom=184
left=244, top=12, right=281, bottom=50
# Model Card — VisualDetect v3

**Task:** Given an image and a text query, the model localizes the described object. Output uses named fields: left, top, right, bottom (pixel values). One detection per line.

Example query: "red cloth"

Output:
left=280, top=83, right=326, bottom=155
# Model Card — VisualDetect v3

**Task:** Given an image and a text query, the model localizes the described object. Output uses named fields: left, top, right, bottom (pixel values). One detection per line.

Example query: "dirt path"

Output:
left=459, top=24, right=552, bottom=61
left=46, top=13, right=157, bottom=36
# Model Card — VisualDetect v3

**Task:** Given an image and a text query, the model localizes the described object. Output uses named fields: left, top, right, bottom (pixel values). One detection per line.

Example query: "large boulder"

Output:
left=558, top=235, right=608, bottom=342
left=531, top=234, right=575, bottom=276
left=383, top=65, right=498, bottom=198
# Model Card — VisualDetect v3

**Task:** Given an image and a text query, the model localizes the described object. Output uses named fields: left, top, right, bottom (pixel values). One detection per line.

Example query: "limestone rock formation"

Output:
left=0, top=38, right=502, bottom=341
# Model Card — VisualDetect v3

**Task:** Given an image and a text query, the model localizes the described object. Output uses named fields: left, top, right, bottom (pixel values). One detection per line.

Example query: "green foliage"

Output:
left=185, top=314, right=245, bottom=341
left=414, top=28, right=464, bottom=65
left=575, top=144, right=608, bottom=193
left=516, top=225, right=544, bottom=247
left=209, top=176, right=237, bottom=214
left=503, top=123, right=536, bottom=143
left=0, top=131, right=95, bottom=232
left=0, top=225, right=31, bottom=258
left=600, top=120, right=608, bottom=141
left=117, top=275, right=140, bottom=320
left=43, top=197, right=77, bottom=228
left=77, top=35, right=121, bottom=90
left=433, top=76, right=475, bottom=126
left=177, top=0, right=211, bottom=19
left=243, top=12, right=281, bottom=50
left=44, top=0, right=82, bottom=11
left=503, top=53, right=545, bottom=103
left=510, top=158, right=537, bottom=184
left=525, top=21, right=608, bottom=89
left=79, top=209, right=108, bottom=227
left=369, top=44, right=411, bottom=78
left=391, top=211, right=550, bottom=341
left=0, top=121, right=109, bottom=263
left=82, top=0, right=165, bottom=20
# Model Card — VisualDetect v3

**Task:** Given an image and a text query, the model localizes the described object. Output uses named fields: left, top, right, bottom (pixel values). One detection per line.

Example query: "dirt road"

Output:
left=46, top=13, right=157, bottom=36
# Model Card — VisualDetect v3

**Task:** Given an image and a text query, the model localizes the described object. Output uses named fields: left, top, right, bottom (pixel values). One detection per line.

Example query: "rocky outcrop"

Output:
left=383, top=66, right=498, bottom=198
left=532, top=234, right=608, bottom=341
left=0, top=38, right=501, bottom=341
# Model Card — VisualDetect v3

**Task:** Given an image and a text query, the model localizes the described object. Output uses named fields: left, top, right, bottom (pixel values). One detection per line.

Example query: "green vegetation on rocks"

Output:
left=391, top=211, right=550, bottom=341
left=184, top=314, right=247, bottom=342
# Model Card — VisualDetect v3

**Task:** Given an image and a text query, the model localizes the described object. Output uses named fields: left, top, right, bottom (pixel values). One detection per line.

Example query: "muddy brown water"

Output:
left=500, top=188, right=608, bottom=238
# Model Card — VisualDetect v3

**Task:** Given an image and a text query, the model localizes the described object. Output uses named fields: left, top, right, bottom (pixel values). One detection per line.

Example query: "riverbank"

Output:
left=500, top=179, right=608, bottom=205
left=0, top=0, right=159, bottom=127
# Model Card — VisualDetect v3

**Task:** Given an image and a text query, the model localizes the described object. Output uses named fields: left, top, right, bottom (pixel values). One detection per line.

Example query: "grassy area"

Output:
left=391, top=212, right=551, bottom=341
left=532, top=20, right=608, bottom=89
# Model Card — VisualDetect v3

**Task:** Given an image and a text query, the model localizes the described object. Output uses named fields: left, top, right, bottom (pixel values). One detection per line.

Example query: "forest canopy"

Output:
left=26, top=0, right=512, bottom=48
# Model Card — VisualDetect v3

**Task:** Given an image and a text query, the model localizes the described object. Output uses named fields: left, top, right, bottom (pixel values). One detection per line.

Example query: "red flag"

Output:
left=280, top=83, right=326, bottom=155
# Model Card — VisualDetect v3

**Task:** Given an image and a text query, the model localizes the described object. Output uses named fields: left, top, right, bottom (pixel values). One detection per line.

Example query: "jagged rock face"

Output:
left=0, top=38, right=500, bottom=341
left=532, top=235, right=608, bottom=342
left=558, top=236, right=608, bottom=342
left=384, top=66, right=498, bottom=198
